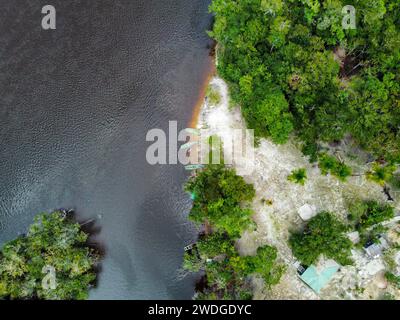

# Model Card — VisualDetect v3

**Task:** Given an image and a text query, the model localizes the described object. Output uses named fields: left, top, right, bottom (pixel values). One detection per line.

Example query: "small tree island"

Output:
left=0, top=210, right=100, bottom=300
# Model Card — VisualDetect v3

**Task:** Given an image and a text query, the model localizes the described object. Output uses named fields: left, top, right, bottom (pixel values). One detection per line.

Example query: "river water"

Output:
left=0, top=0, right=213, bottom=299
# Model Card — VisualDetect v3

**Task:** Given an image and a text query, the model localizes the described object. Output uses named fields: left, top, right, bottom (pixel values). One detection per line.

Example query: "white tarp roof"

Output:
left=298, top=204, right=317, bottom=221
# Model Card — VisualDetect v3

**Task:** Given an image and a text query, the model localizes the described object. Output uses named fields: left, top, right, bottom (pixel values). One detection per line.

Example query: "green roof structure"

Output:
left=300, top=260, right=340, bottom=293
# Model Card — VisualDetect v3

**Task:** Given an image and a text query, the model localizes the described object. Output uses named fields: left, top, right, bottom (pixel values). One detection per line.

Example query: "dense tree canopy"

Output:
left=366, top=163, right=396, bottom=186
left=0, top=211, right=99, bottom=300
left=184, top=165, right=283, bottom=300
left=348, top=200, right=394, bottom=229
left=289, top=212, right=353, bottom=266
left=209, top=0, right=400, bottom=162
left=183, top=232, right=284, bottom=300
left=185, top=165, right=256, bottom=237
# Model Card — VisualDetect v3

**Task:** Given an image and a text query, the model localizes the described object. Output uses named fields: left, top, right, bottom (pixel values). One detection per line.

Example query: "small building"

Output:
left=363, top=237, right=389, bottom=258
left=293, top=260, right=307, bottom=275
left=298, top=204, right=317, bottom=221
left=299, top=259, right=340, bottom=294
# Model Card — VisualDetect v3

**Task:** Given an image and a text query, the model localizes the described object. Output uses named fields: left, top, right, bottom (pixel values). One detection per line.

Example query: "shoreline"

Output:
left=188, top=59, right=216, bottom=129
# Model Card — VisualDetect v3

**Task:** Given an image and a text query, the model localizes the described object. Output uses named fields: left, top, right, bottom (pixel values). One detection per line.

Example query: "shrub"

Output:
left=318, top=154, right=352, bottom=181
left=367, top=163, right=396, bottom=186
left=385, top=272, right=400, bottom=289
left=209, top=0, right=400, bottom=161
left=206, top=85, right=221, bottom=106
left=349, top=200, right=395, bottom=230
left=287, top=168, right=307, bottom=185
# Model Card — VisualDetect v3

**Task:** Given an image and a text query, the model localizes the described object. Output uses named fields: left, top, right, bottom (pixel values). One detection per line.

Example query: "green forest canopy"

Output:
left=289, top=211, right=353, bottom=266
left=183, top=232, right=284, bottom=300
left=0, top=211, right=99, bottom=300
left=185, top=164, right=256, bottom=237
left=209, top=0, right=400, bottom=162
left=184, top=165, right=284, bottom=299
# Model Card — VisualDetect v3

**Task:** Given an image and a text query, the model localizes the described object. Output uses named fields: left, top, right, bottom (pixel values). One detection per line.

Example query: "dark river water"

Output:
left=0, top=0, right=213, bottom=299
